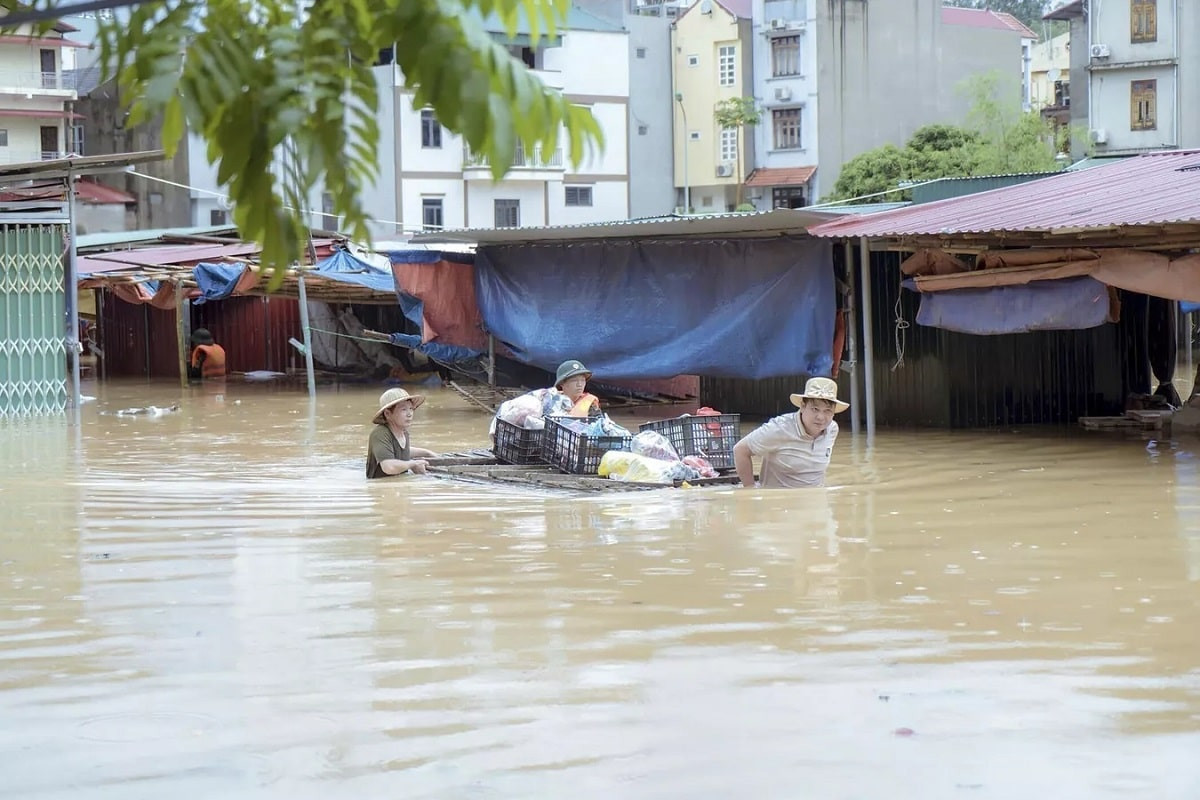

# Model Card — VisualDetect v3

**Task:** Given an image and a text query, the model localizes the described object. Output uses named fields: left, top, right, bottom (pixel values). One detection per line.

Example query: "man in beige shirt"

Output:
left=732, top=377, right=849, bottom=488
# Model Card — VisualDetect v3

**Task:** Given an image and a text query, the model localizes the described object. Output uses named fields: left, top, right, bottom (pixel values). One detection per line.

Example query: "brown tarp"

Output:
left=391, top=259, right=489, bottom=351
left=900, top=248, right=970, bottom=276
left=913, top=249, right=1200, bottom=302
left=975, top=248, right=1099, bottom=270
left=109, top=280, right=177, bottom=310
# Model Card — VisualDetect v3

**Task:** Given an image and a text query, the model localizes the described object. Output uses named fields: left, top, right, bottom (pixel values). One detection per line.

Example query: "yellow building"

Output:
left=670, top=0, right=754, bottom=214
left=1030, top=31, right=1071, bottom=112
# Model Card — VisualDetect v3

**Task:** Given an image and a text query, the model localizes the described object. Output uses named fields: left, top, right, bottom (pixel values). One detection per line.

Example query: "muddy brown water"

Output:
left=2, top=379, right=1199, bottom=799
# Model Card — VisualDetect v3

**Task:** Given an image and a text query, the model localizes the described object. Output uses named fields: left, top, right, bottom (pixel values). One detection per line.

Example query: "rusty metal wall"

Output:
left=191, top=296, right=302, bottom=374
left=98, top=291, right=179, bottom=379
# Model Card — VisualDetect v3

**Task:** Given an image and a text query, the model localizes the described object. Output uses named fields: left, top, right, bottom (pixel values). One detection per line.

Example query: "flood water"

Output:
left=2, top=378, right=1199, bottom=799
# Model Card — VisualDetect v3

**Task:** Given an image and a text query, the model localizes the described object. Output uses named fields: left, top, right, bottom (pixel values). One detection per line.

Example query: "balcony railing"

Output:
left=0, top=70, right=80, bottom=92
left=464, top=143, right=564, bottom=169
left=0, top=150, right=67, bottom=165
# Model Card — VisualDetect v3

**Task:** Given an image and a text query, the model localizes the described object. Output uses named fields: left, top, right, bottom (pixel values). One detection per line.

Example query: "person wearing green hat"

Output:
left=554, top=359, right=601, bottom=418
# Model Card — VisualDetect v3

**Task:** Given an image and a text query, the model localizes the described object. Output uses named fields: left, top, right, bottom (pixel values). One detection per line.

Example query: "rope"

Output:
left=891, top=288, right=909, bottom=372
left=308, top=327, right=389, bottom=345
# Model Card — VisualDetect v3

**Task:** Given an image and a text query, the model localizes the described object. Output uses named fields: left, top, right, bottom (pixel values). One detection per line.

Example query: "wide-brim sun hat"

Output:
left=373, top=387, right=425, bottom=424
left=555, top=359, right=593, bottom=388
left=790, top=376, right=849, bottom=414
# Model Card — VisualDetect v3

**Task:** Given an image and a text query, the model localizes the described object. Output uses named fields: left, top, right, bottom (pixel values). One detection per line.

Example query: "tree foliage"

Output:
left=4, top=0, right=603, bottom=283
left=826, top=71, right=1061, bottom=203
left=713, top=97, right=760, bottom=207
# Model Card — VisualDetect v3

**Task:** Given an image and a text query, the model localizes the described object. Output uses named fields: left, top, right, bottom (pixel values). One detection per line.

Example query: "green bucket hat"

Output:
left=555, top=360, right=592, bottom=388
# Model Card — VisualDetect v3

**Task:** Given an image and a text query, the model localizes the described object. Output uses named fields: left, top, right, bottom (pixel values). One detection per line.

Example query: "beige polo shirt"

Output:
left=741, top=413, right=838, bottom=488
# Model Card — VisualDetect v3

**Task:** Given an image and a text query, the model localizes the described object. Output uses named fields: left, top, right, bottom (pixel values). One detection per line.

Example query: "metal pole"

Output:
left=675, top=93, right=690, bottom=213
left=859, top=235, right=876, bottom=435
left=487, top=333, right=495, bottom=387
left=65, top=165, right=81, bottom=413
left=844, top=241, right=860, bottom=435
left=297, top=271, right=316, bottom=399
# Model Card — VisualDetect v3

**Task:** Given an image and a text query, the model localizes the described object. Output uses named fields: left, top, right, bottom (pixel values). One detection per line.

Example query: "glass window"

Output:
left=494, top=199, right=520, bottom=228
left=422, top=197, right=443, bottom=230
left=772, top=108, right=802, bottom=150
left=1131, top=0, right=1157, bottom=43
left=718, top=45, right=736, bottom=86
left=420, top=110, right=442, bottom=148
left=1130, top=79, right=1157, bottom=130
left=771, top=36, right=800, bottom=77
left=719, top=127, right=737, bottom=162
left=565, top=186, right=593, bottom=207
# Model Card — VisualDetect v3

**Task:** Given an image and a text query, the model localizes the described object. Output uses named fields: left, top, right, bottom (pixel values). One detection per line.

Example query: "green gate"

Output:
left=0, top=224, right=68, bottom=417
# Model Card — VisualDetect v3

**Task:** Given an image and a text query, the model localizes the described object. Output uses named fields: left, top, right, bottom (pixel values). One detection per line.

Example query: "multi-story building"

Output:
left=669, top=0, right=755, bottom=214
left=0, top=19, right=84, bottom=164
left=388, top=8, right=633, bottom=235
left=675, top=0, right=1037, bottom=207
left=1047, top=0, right=1198, bottom=159
left=1031, top=30, right=1072, bottom=112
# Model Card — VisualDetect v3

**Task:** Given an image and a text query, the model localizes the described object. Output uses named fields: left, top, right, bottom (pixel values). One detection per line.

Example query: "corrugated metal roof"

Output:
left=745, top=166, right=816, bottom=187
left=808, top=151, right=1200, bottom=239
left=76, top=225, right=242, bottom=252
left=911, top=172, right=1061, bottom=204
left=409, top=208, right=842, bottom=245
left=941, top=7, right=1038, bottom=39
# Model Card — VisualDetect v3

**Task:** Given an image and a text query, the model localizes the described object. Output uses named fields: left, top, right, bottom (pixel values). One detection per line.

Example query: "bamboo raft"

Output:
left=426, top=450, right=742, bottom=494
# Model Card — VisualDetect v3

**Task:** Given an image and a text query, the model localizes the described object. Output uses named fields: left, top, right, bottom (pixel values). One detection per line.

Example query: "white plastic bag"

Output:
left=631, top=430, right=680, bottom=462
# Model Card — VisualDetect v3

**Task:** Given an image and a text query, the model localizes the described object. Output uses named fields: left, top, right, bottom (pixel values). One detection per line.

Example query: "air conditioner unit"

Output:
left=1090, top=43, right=1111, bottom=58
left=716, top=163, right=734, bottom=178
left=774, top=87, right=793, bottom=102
left=1090, top=128, right=1108, bottom=145
left=673, top=206, right=688, bottom=215
left=770, top=18, right=787, bottom=30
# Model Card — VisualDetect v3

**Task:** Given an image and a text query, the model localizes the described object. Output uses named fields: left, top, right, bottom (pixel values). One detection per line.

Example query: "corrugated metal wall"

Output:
left=912, top=173, right=1060, bottom=204
left=191, top=296, right=302, bottom=374
left=98, top=292, right=303, bottom=379
left=701, top=249, right=1137, bottom=427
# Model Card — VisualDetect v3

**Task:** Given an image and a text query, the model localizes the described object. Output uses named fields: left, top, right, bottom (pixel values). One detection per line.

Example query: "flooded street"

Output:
left=2, top=379, right=1199, bottom=799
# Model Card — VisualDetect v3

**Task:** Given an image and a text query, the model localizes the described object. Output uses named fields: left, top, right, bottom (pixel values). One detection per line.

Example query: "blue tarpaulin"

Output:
left=385, top=250, right=475, bottom=265
left=475, top=238, right=835, bottom=380
left=312, top=250, right=397, bottom=293
left=911, top=276, right=1112, bottom=335
left=385, top=331, right=481, bottom=363
left=192, top=262, right=247, bottom=304
left=1183, top=301, right=1200, bottom=314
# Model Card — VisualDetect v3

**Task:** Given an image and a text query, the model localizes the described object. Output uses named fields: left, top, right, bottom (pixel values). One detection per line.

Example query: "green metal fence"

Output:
left=0, top=224, right=68, bottom=417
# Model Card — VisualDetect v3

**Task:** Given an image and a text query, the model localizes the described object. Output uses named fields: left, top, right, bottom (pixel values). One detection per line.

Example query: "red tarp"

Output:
left=391, top=259, right=488, bottom=351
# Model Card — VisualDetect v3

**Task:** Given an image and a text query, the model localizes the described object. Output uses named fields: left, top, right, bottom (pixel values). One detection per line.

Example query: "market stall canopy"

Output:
left=410, top=208, right=842, bottom=245
left=807, top=151, right=1200, bottom=251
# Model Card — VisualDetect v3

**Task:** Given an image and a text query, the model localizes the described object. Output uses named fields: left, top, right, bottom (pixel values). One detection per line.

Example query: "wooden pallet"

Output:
left=426, top=451, right=742, bottom=494
left=1079, top=410, right=1169, bottom=431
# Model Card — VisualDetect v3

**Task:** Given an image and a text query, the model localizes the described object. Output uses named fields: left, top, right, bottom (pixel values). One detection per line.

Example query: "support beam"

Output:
left=175, top=279, right=187, bottom=388
left=297, top=272, right=317, bottom=399
left=487, top=333, right=495, bottom=387
left=65, top=165, right=81, bottom=414
left=859, top=236, right=876, bottom=436
left=844, top=241, right=860, bottom=435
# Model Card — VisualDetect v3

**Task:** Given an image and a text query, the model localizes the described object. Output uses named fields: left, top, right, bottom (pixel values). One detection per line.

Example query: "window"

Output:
left=689, top=131, right=701, bottom=141
left=321, top=191, right=337, bottom=230
left=772, top=186, right=806, bottom=209
left=718, top=45, right=736, bottom=86
left=420, top=109, right=441, bottom=148
left=771, top=35, right=800, bottom=77
left=772, top=107, right=802, bottom=150
left=638, top=124, right=649, bottom=135
left=210, top=209, right=227, bottom=225
left=0, top=129, right=8, bottom=147
left=719, top=127, right=737, bottom=162
left=374, top=45, right=394, bottom=66
left=565, top=186, right=593, bottom=207
left=422, top=197, right=443, bottom=230
left=636, top=47, right=647, bottom=59
left=494, top=199, right=520, bottom=228
left=687, top=54, right=699, bottom=67
left=69, top=124, right=84, bottom=155
left=1131, top=79, right=1157, bottom=130
left=1131, top=0, right=1157, bottom=43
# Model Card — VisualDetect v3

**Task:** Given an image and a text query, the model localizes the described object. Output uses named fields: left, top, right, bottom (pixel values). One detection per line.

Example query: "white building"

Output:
left=0, top=20, right=83, bottom=164
left=385, top=8, right=632, bottom=236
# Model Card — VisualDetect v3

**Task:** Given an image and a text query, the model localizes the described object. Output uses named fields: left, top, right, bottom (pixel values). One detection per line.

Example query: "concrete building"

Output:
left=1047, top=0, right=1197, bottom=159
left=670, top=0, right=755, bottom=214
left=0, top=19, right=84, bottom=164
left=390, top=8, right=633, bottom=235
left=1031, top=30, right=1072, bottom=111
left=712, top=0, right=1037, bottom=207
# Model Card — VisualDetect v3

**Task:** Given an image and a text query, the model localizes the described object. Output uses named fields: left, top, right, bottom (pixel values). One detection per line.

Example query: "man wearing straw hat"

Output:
left=732, top=377, right=849, bottom=488
left=367, top=388, right=439, bottom=479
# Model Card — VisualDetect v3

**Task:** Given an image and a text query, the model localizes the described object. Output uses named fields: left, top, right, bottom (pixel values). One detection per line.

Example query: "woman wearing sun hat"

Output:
left=732, top=376, right=849, bottom=488
left=366, top=388, right=439, bottom=479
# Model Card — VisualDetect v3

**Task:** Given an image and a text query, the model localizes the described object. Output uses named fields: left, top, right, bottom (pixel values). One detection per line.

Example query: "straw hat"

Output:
left=555, top=359, right=592, bottom=387
left=790, top=376, right=849, bottom=414
left=372, top=387, right=425, bottom=424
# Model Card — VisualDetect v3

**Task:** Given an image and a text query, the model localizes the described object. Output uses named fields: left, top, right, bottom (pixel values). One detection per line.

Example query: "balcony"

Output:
left=0, top=70, right=80, bottom=95
left=0, top=150, right=68, bottom=165
left=463, top=143, right=564, bottom=179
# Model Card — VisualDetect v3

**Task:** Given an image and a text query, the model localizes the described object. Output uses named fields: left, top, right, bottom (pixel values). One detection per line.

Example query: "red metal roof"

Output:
left=745, top=166, right=816, bottom=187
left=941, top=7, right=1038, bottom=39
left=807, top=151, right=1200, bottom=239
left=0, top=179, right=135, bottom=204
left=76, top=180, right=137, bottom=205
left=0, top=108, right=84, bottom=119
left=0, top=34, right=88, bottom=47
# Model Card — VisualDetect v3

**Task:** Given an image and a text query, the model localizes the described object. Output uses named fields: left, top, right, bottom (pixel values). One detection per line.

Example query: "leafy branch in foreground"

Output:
left=2, top=0, right=603, bottom=285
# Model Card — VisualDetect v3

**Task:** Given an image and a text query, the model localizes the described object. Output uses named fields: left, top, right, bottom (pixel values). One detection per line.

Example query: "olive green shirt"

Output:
left=366, top=424, right=412, bottom=479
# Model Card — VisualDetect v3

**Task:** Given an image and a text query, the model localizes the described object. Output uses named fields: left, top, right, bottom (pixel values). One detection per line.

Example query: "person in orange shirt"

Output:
left=554, top=360, right=601, bottom=418
left=187, top=328, right=227, bottom=382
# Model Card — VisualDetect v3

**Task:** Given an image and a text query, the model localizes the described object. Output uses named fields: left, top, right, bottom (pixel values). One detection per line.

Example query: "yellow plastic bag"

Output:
left=598, top=451, right=676, bottom=484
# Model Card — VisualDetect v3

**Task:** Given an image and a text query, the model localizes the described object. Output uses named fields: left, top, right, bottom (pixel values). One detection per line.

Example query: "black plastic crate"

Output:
left=638, top=413, right=741, bottom=470
left=543, top=415, right=632, bottom=474
left=494, top=418, right=543, bottom=465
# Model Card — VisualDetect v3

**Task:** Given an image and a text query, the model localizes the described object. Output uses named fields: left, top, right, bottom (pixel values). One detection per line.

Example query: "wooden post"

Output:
left=175, top=278, right=188, bottom=387
left=297, top=271, right=317, bottom=399
left=859, top=236, right=876, bottom=436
